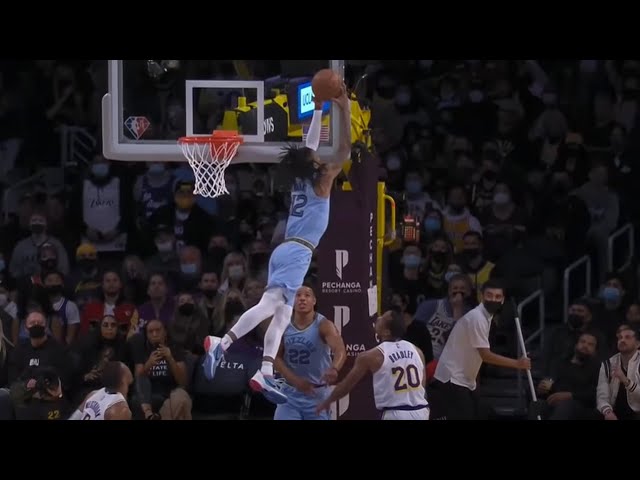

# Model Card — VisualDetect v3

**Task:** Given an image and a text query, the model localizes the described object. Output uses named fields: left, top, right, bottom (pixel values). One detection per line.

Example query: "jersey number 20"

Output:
left=290, top=194, right=307, bottom=217
left=392, top=365, right=421, bottom=391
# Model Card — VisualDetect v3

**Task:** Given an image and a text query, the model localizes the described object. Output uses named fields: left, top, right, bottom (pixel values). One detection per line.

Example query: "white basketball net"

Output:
left=179, top=138, right=242, bottom=198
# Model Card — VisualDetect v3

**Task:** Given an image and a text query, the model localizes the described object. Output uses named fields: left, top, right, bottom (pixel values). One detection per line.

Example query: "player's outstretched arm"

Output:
left=319, top=319, right=347, bottom=384
left=314, top=86, right=352, bottom=190
left=316, top=348, right=382, bottom=414
left=477, top=348, right=531, bottom=370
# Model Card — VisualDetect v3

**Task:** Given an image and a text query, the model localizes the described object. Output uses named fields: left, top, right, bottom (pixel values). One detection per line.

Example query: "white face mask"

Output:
left=228, top=265, right=245, bottom=281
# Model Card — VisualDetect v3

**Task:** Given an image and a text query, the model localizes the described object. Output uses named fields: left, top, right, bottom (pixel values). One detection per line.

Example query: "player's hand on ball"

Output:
left=330, top=83, right=349, bottom=110
left=322, top=367, right=339, bottom=385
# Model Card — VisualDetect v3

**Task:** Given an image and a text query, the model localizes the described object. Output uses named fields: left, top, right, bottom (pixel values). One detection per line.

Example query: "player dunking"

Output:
left=273, top=285, right=346, bottom=420
left=203, top=83, right=352, bottom=404
left=316, top=310, right=430, bottom=420
left=68, top=361, right=133, bottom=420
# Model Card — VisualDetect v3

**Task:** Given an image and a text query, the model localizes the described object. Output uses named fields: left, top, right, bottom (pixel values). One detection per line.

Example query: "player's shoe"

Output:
left=249, top=370, right=288, bottom=405
left=203, top=336, right=224, bottom=381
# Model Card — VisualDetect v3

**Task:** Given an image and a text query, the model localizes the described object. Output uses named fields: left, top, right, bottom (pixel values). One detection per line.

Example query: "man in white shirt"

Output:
left=597, top=325, right=640, bottom=420
left=429, top=279, right=531, bottom=420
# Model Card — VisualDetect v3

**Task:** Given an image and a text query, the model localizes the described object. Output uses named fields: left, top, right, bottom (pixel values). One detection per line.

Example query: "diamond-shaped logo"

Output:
left=124, top=116, right=151, bottom=140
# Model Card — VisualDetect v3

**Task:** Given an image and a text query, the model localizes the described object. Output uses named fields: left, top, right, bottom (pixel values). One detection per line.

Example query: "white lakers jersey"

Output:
left=373, top=340, right=427, bottom=410
left=80, top=388, right=126, bottom=420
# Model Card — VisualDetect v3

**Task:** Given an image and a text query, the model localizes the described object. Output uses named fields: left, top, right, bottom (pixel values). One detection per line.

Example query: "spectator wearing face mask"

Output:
left=169, top=292, right=208, bottom=357
left=205, top=234, right=230, bottom=272
left=9, top=211, right=69, bottom=279
left=597, top=325, right=640, bottom=420
left=214, top=289, right=247, bottom=336
left=574, top=159, right=620, bottom=282
left=542, top=299, right=608, bottom=377
left=593, top=274, right=629, bottom=350
left=414, top=273, right=475, bottom=362
left=68, top=243, right=102, bottom=311
left=421, top=209, right=445, bottom=243
left=479, top=182, right=528, bottom=262
left=219, top=252, right=247, bottom=295
left=471, top=149, right=501, bottom=213
left=421, top=236, right=454, bottom=302
left=456, top=231, right=494, bottom=303
left=145, top=224, right=180, bottom=277
left=197, top=269, right=223, bottom=337
left=150, top=181, right=214, bottom=253
left=74, top=154, right=132, bottom=254
left=42, top=271, right=80, bottom=346
left=73, top=314, right=128, bottom=403
left=177, top=246, right=203, bottom=294
left=391, top=245, right=427, bottom=313
left=404, top=170, right=442, bottom=221
left=536, top=332, right=601, bottom=420
left=442, top=185, right=482, bottom=253
left=133, top=162, right=175, bottom=231
left=8, top=311, right=71, bottom=390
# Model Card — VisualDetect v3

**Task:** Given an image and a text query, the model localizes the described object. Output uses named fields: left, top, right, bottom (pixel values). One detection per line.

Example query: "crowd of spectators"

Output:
left=0, top=59, right=638, bottom=420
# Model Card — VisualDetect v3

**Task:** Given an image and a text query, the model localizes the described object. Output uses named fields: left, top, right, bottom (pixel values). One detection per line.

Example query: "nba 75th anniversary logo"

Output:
left=321, top=250, right=362, bottom=295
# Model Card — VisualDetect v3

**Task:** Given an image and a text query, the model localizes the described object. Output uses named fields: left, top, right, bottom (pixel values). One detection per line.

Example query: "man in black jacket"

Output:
left=8, top=311, right=71, bottom=390
left=537, top=331, right=601, bottom=420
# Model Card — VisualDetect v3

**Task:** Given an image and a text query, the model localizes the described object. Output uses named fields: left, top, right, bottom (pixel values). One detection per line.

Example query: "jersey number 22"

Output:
left=290, top=194, right=307, bottom=217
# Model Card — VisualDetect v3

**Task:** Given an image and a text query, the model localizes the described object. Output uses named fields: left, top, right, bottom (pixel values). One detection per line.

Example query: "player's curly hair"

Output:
left=274, top=144, right=318, bottom=189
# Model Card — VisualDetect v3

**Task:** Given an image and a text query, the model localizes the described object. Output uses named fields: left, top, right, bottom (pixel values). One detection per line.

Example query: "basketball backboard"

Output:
left=101, top=60, right=345, bottom=164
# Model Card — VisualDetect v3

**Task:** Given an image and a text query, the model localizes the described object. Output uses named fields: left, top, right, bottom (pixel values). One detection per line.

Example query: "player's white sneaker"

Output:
left=249, top=370, right=288, bottom=405
left=203, top=336, right=224, bottom=381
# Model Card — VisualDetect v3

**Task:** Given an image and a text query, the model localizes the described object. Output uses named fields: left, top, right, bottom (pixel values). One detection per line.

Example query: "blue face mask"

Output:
left=424, top=218, right=441, bottom=233
left=402, top=254, right=421, bottom=269
left=92, top=163, right=109, bottom=178
left=180, top=263, right=197, bottom=275
left=444, top=271, right=457, bottom=283
left=602, top=286, right=621, bottom=303
left=405, top=180, right=423, bottom=194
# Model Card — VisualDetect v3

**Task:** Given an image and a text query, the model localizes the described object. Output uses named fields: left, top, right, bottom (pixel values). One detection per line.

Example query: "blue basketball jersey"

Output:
left=285, top=178, right=330, bottom=248
left=282, top=313, right=332, bottom=386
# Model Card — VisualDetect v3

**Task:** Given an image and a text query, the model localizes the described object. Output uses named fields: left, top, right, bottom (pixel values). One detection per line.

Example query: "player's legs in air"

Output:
left=203, top=241, right=311, bottom=404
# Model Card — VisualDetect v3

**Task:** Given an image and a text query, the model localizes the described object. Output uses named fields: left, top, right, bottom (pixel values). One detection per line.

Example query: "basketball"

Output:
left=312, top=69, right=343, bottom=101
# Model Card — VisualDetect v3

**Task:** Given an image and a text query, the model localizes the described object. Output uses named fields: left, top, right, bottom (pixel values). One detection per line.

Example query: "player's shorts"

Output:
left=273, top=384, right=331, bottom=420
left=266, top=240, right=312, bottom=306
left=381, top=406, right=430, bottom=420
